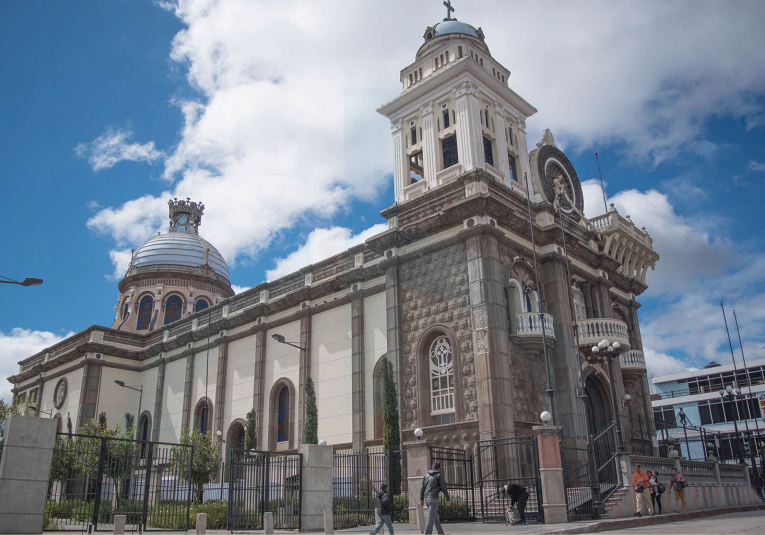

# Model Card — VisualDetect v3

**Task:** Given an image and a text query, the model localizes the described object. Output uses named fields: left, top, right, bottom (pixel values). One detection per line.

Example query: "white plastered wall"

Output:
left=311, top=305, right=353, bottom=445
left=223, top=334, right=257, bottom=439
left=264, top=321, right=301, bottom=444
left=363, top=292, right=388, bottom=441
left=191, top=345, right=219, bottom=429
left=160, top=356, right=187, bottom=443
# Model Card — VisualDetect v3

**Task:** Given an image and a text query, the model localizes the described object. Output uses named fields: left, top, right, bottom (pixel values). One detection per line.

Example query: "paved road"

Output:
left=597, top=510, right=765, bottom=534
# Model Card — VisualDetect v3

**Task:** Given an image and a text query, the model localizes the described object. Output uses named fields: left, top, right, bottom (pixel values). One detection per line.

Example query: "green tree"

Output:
left=0, top=397, right=32, bottom=442
left=244, top=408, right=258, bottom=450
left=304, top=374, right=318, bottom=444
left=172, top=427, right=221, bottom=503
left=381, top=355, right=402, bottom=494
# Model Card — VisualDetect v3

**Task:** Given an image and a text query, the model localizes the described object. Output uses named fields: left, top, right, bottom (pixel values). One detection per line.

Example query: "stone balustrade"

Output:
left=575, top=318, right=630, bottom=351
left=620, top=350, right=645, bottom=369
left=511, top=312, right=555, bottom=351
left=589, top=206, right=659, bottom=283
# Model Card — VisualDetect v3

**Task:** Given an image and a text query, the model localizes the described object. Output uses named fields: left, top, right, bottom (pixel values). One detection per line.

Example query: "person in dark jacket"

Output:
left=503, top=483, right=529, bottom=525
left=420, top=462, right=451, bottom=535
left=370, top=483, right=394, bottom=535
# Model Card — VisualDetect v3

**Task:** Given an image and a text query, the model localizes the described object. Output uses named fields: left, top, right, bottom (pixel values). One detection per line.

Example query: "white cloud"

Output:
left=582, top=179, right=735, bottom=294
left=108, top=249, right=134, bottom=281
left=89, top=0, right=765, bottom=273
left=75, top=127, right=163, bottom=172
left=231, top=285, right=249, bottom=294
left=644, top=348, right=690, bottom=378
left=266, top=224, right=387, bottom=281
left=0, top=329, right=74, bottom=403
left=747, top=160, right=765, bottom=172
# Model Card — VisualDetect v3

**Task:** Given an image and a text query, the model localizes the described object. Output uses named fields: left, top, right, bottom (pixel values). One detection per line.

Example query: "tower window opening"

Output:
left=419, top=67, right=422, bottom=79
left=409, top=151, right=424, bottom=183
left=493, top=68, right=496, bottom=76
left=440, top=54, right=444, bottom=66
left=458, top=46, right=463, bottom=58
left=485, top=107, right=490, bottom=128
left=479, top=109, right=483, bottom=125
left=122, top=302, right=129, bottom=320
left=164, top=295, right=183, bottom=325
left=509, top=126, right=514, bottom=146
left=442, top=134, right=458, bottom=169
left=508, top=154, right=518, bottom=182
left=136, top=295, right=153, bottom=331
left=502, top=75, right=505, bottom=83
left=445, top=50, right=449, bottom=62
left=470, top=50, right=473, bottom=58
left=483, top=136, right=494, bottom=167
left=411, top=127, right=417, bottom=145
left=409, top=73, right=413, bottom=85
left=491, top=118, right=495, bottom=132
left=480, top=58, right=484, bottom=66
left=443, top=110, right=450, bottom=129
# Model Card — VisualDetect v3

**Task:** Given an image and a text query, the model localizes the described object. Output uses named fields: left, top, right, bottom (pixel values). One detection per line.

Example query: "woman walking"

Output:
left=670, top=467, right=687, bottom=513
left=648, top=470, right=663, bottom=514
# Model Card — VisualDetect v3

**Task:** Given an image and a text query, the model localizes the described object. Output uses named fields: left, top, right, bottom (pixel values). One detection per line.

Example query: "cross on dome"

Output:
left=443, top=0, right=456, bottom=21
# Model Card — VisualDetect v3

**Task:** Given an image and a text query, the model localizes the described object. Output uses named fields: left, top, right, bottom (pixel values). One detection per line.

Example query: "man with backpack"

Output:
left=370, top=483, right=394, bottom=535
left=503, top=483, right=529, bottom=525
left=420, top=462, right=451, bottom=535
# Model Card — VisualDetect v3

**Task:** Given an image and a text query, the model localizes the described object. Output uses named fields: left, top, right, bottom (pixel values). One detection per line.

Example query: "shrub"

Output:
left=438, top=495, right=470, bottom=521
left=191, top=499, right=228, bottom=529
left=392, top=494, right=409, bottom=523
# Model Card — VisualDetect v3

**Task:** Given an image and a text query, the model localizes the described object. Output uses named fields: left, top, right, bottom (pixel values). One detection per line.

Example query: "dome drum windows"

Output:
left=164, top=295, right=184, bottom=325
left=195, top=298, right=210, bottom=313
left=136, top=295, right=154, bottom=331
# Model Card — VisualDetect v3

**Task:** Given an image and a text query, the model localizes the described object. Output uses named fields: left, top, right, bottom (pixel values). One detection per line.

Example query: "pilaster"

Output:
left=581, top=282, right=594, bottom=319
left=421, top=105, right=437, bottom=187
left=384, top=264, right=404, bottom=441
left=494, top=112, right=509, bottom=183
left=351, top=297, right=365, bottom=453
left=76, top=360, right=102, bottom=429
left=466, top=233, right=514, bottom=440
left=454, top=88, right=474, bottom=171
left=152, top=358, right=166, bottom=441
left=181, top=351, right=196, bottom=429
left=214, top=339, right=229, bottom=447
left=298, top=314, right=312, bottom=447
left=253, top=330, right=267, bottom=449
left=391, top=121, right=406, bottom=202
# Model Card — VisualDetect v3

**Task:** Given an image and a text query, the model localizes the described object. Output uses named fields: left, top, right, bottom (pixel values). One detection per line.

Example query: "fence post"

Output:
left=0, top=415, right=58, bottom=534
left=299, top=444, right=332, bottom=532
left=92, top=437, right=107, bottom=529
left=195, top=512, right=207, bottom=534
left=402, top=437, right=433, bottom=525
left=532, top=425, right=567, bottom=524
left=141, top=442, right=154, bottom=531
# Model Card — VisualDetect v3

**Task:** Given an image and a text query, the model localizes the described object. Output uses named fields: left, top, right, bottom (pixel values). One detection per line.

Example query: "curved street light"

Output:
left=0, top=275, right=43, bottom=287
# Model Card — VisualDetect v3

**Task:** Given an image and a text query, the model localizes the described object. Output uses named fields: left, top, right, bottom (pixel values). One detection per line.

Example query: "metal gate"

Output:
left=428, top=446, right=476, bottom=522
left=475, top=436, right=543, bottom=524
left=592, top=424, right=620, bottom=502
left=227, top=449, right=302, bottom=531
left=44, top=432, right=193, bottom=532
left=559, top=437, right=597, bottom=521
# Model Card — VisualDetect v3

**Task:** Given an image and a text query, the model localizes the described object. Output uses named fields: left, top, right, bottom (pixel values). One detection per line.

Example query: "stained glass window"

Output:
left=277, top=386, right=289, bottom=442
left=164, top=295, right=183, bottom=325
left=136, top=296, right=153, bottom=331
left=195, top=299, right=209, bottom=312
left=430, top=336, right=455, bottom=425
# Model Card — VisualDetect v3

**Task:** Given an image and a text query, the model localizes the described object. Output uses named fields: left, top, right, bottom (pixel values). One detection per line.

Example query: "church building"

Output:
left=7, top=13, right=659, bottom=459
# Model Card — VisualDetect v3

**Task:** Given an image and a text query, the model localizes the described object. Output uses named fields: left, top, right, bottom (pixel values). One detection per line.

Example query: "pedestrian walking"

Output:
left=420, top=462, right=451, bottom=535
left=670, top=467, right=687, bottom=513
left=502, top=483, right=529, bottom=525
left=370, top=483, right=394, bottom=535
left=647, top=470, right=663, bottom=514
left=631, top=464, right=654, bottom=516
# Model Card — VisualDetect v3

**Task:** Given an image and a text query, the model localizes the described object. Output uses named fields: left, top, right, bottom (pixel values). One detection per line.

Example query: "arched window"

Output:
left=194, top=398, right=212, bottom=434
left=138, top=412, right=151, bottom=458
left=225, top=420, right=247, bottom=479
left=277, top=386, right=289, bottom=443
left=164, top=295, right=183, bottom=325
left=195, top=299, right=210, bottom=313
left=136, top=296, right=153, bottom=331
left=122, top=302, right=129, bottom=320
left=429, top=336, right=455, bottom=426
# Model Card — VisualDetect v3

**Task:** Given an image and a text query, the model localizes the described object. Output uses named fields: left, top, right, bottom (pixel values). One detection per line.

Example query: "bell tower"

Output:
left=377, top=12, right=537, bottom=204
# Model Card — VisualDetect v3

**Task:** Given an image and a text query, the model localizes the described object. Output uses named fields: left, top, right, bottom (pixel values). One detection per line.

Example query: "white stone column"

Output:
left=469, top=92, right=486, bottom=169
left=494, top=111, right=509, bottom=182
left=421, top=104, right=438, bottom=188
left=299, top=444, right=333, bottom=531
left=454, top=86, right=474, bottom=171
left=390, top=120, right=406, bottom=203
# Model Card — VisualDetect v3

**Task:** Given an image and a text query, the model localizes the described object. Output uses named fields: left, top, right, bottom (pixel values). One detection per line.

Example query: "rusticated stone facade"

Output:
left=399, top=243, right=477, bottom=430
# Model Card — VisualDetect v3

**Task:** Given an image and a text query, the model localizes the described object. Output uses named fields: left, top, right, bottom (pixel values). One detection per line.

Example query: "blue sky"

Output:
left=2, top=0, right=765, bottom=399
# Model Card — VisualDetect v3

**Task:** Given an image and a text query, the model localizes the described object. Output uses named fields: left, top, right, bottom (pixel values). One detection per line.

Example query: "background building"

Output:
left=651, top=359, right=765, bottom=464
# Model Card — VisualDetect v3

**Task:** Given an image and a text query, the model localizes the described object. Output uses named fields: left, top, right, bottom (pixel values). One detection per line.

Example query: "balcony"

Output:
left=575, top=318, right=630, bottom=352
left=511, top=312, right=556, bottom=352
left=620, top=350, right=646, bottom=377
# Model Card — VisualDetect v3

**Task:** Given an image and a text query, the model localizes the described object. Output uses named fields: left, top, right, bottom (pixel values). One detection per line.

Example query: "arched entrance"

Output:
left=585, top=375, right=609, bottom=436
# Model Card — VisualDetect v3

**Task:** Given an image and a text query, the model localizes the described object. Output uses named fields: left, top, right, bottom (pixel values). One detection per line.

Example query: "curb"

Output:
left=538, top=504, right=765, bottom=534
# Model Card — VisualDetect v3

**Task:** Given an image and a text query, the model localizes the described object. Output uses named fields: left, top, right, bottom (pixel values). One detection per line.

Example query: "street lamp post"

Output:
left=719, top=386, right=745, bottom=464
left=271, top=333, right=308, bottom=441
left=0, top=275, right=43, bottom=287
left=115, top=380, right=143, bottom=440
left=590, top=339, right=625, bottom=452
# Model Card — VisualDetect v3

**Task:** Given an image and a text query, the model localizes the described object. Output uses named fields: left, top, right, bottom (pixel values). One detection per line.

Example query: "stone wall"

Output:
left=399, top=242, right=476, bottom=430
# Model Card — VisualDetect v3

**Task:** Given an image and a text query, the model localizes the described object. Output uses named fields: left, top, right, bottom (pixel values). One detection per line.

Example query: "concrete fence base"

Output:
left=195, top=512, right=206, bottom=534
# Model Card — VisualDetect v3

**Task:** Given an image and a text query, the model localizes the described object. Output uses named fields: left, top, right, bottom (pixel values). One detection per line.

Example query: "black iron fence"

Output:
left=559, top=437, right=596, bottom=521
left=429, top=446, right=475, bottom=522
left=44, top=432, right=193, bottom=532
left=592, top=424, right=620, bottom=501
left=227, top=449, right=302, bottom=531
left=475, top=436, right=543, bottom=524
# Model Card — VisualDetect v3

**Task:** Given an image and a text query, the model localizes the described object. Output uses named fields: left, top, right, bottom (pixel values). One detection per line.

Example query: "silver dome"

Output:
left=432, top=21, right=479, bottom=38
left=132, top=232, right=230, bottom=283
